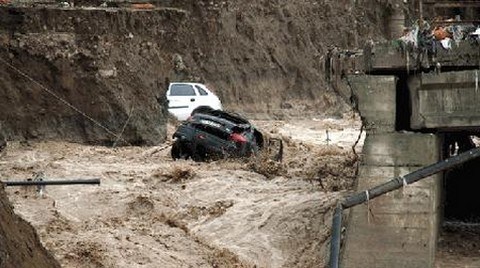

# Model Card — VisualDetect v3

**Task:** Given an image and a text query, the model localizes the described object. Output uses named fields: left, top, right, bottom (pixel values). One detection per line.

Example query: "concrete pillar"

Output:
left=342, top=132, right=442, bottom=268
left=388, top=5, right=405, bottom=40
left=341, top=74, right=443, bottom=267
left=348, top=75, right=397, bottom=132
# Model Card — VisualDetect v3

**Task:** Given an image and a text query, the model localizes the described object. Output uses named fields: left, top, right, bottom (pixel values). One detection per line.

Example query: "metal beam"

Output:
left=342, top=146, right=480, bottom=209
left=3, top=178, right=101, bottom=186
left=329, top=145, right=480, bottom=267
left=428, top=2, right=480, bottom=8
left=329, top=203, right=343, bottom=268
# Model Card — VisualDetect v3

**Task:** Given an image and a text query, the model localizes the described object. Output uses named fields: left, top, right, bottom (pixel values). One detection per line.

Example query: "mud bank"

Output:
left=2, top=118, right=363, bottom=267
left=0, top=7, right=174, bottom=145
left=0, top=0, right=388, bottom=144
left=0, top=186, right=60, bottom=268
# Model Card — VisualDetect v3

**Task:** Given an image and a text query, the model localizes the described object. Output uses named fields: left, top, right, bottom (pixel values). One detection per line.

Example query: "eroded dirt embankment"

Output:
left=0, top=186, right=60, bottom=268
left=0, top=0, right=389, bottom=144
left=0, top=7, right=176, bottom=145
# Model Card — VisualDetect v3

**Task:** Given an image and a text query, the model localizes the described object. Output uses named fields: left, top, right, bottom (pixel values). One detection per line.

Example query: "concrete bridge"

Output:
left=327, top=39, right=480, bottom=267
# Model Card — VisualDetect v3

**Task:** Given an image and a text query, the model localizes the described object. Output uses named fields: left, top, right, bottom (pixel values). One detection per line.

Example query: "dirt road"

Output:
left=1, top=117, right=363, bottom=268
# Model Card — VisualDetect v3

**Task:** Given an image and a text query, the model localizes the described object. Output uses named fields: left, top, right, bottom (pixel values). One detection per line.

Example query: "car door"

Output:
left=167, top=83, right=199, bottom=120
left=193, top=84, right=212, bottom=108
left=193, top=84, right=222, bottom=110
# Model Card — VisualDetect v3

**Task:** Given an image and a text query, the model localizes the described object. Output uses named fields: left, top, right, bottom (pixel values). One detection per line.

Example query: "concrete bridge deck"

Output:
left=329, top=40, right=480, bottom=267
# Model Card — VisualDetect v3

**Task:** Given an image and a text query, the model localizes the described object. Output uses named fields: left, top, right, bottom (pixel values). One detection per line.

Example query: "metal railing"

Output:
left=2, top=178, right=101, bottom=186
left=329, top=145, right=480, bottom=268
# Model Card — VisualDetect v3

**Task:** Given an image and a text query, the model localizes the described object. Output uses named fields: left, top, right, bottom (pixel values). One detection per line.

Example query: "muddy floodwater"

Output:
left=1, top=117, right=364, bottom=267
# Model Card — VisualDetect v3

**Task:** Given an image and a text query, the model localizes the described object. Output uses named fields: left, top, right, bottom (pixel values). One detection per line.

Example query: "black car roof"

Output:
left=190, top=112, right=251, bottom=130
left=201, top=110, right=249, bottom=123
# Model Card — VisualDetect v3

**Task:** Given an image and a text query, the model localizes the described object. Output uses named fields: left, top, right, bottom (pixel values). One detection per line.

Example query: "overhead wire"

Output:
left=0, top=55, right=131, bottom=145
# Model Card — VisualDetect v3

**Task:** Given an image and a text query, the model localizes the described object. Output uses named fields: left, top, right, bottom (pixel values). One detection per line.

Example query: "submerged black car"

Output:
left=171, top=107, right=264, bottom=161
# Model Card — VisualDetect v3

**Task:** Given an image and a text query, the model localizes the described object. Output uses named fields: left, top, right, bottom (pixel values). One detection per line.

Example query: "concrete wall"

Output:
left=342, top=75, right=442, bottom=268
left=342, top=132, right=442, bottom=268
left=409, top=70, right=480, bottom=129
left=364, top=41, right=480, bottom=72
left=348, top=75, right=397, bottom=132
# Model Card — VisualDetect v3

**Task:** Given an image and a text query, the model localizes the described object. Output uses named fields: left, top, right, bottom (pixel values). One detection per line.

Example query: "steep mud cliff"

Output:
left=0, top=186, right=60, bottom=268
left=0, top=0, right=389, bottom=144
left=0, top=8, right=175, bottom=145
left=161, top=0, right=390, bottom=113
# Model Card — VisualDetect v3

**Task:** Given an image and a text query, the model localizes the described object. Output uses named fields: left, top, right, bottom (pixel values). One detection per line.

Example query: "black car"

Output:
left=171, top=107, right=264, bottom=161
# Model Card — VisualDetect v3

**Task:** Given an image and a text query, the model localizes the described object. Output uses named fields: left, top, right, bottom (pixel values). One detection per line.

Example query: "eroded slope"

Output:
left=0, top=0, right=388, bottom=144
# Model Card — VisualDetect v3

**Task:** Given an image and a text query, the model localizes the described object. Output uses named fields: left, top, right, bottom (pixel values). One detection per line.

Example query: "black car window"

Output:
left=208, top=110, right=249, bottom=124
left=170, top=84, right=196, bottom=96
left=193, top=123, right=230, bottom=140
left=195, top=86, right=208, bottom=96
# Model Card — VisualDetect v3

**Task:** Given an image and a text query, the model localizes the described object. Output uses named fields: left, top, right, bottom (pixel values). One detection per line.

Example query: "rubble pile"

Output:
left=397, top=18, right=480, bottom=52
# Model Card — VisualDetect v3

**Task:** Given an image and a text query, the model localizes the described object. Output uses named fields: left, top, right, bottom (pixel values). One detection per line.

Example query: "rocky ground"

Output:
left=1, top=116, right=363, bottom=268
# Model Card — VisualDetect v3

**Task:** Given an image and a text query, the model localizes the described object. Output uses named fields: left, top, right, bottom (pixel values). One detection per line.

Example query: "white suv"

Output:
left=166, top=82, right=223, bottom=121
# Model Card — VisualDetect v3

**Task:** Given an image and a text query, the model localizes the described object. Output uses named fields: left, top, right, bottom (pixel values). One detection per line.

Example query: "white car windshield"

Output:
left=170, top=84, right=196, bottom=96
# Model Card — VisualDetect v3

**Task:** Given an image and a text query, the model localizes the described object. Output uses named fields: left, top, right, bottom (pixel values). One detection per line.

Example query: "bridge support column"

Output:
left=341, top=75, right=443, bottom=267
left=342, top=132, right=442, bottom=267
